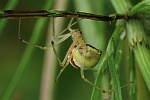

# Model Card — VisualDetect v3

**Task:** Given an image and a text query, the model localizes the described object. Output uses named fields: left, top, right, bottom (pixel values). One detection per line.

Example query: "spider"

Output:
left=18, top=18, right=112, bottom=93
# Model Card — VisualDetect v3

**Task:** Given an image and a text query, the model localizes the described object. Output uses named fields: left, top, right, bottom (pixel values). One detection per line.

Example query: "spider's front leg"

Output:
left=52, top=40, right=79, bottom=81
left=18, top=19, right=52, bottom=50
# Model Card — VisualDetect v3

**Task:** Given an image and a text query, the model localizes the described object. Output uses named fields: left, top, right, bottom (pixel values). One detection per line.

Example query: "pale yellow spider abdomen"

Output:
left=70, top=44, right=102, bottom=70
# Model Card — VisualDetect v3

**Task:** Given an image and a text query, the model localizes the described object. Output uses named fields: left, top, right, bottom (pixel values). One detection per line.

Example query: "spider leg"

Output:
left=55, top=18, right=81, bottom=36
left=54, top=41, right=82, bottom=81
left=55, top=57, right=70, bottom=82
left=80, top=48, right=112, bottom=93
left=53, top=41, right=76, bottom=81
left=18, top=18, right=52, bottom=50
left=52, top=33, right=72, bottom=45
left=51, top=39, right=76, bottom=66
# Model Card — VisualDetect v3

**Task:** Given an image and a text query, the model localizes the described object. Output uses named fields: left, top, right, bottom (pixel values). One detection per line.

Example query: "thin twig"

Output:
left=0, top=10, right=127, bottom=21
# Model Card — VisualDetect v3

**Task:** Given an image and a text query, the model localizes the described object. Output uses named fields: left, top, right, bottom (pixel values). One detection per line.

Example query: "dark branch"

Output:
left=0, top=10, right=127, bottom=21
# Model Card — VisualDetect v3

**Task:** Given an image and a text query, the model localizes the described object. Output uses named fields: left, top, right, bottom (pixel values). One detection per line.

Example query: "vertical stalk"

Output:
left=2, top=0, right=54, bottom=100
left=39, top=0, right=69, bottom=100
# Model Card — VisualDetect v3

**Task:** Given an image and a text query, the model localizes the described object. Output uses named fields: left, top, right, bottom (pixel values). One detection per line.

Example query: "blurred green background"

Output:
left=0, top=0, right=147, bottom=100
left=0, top=1, right=112, bottom=100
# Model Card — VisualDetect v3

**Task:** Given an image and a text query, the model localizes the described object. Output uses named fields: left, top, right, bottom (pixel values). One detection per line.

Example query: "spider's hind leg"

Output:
left=79, top=49, right=112, bottom=93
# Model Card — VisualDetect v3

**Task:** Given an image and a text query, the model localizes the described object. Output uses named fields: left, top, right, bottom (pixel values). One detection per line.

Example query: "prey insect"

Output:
left=18, top=18, right=112, bottom=93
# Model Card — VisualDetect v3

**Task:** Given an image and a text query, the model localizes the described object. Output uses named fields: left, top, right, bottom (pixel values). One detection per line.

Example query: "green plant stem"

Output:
left=110, top=0, right=132, bottom=14
left=90, top=20, right=124, bottom=100
left=128, top=0, right=150, bottom=16
left=108, top=53, right=122, bottom=100
left=134, top=43, right=150, bottom=90
left=129, top=51, right=137, bottom=100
